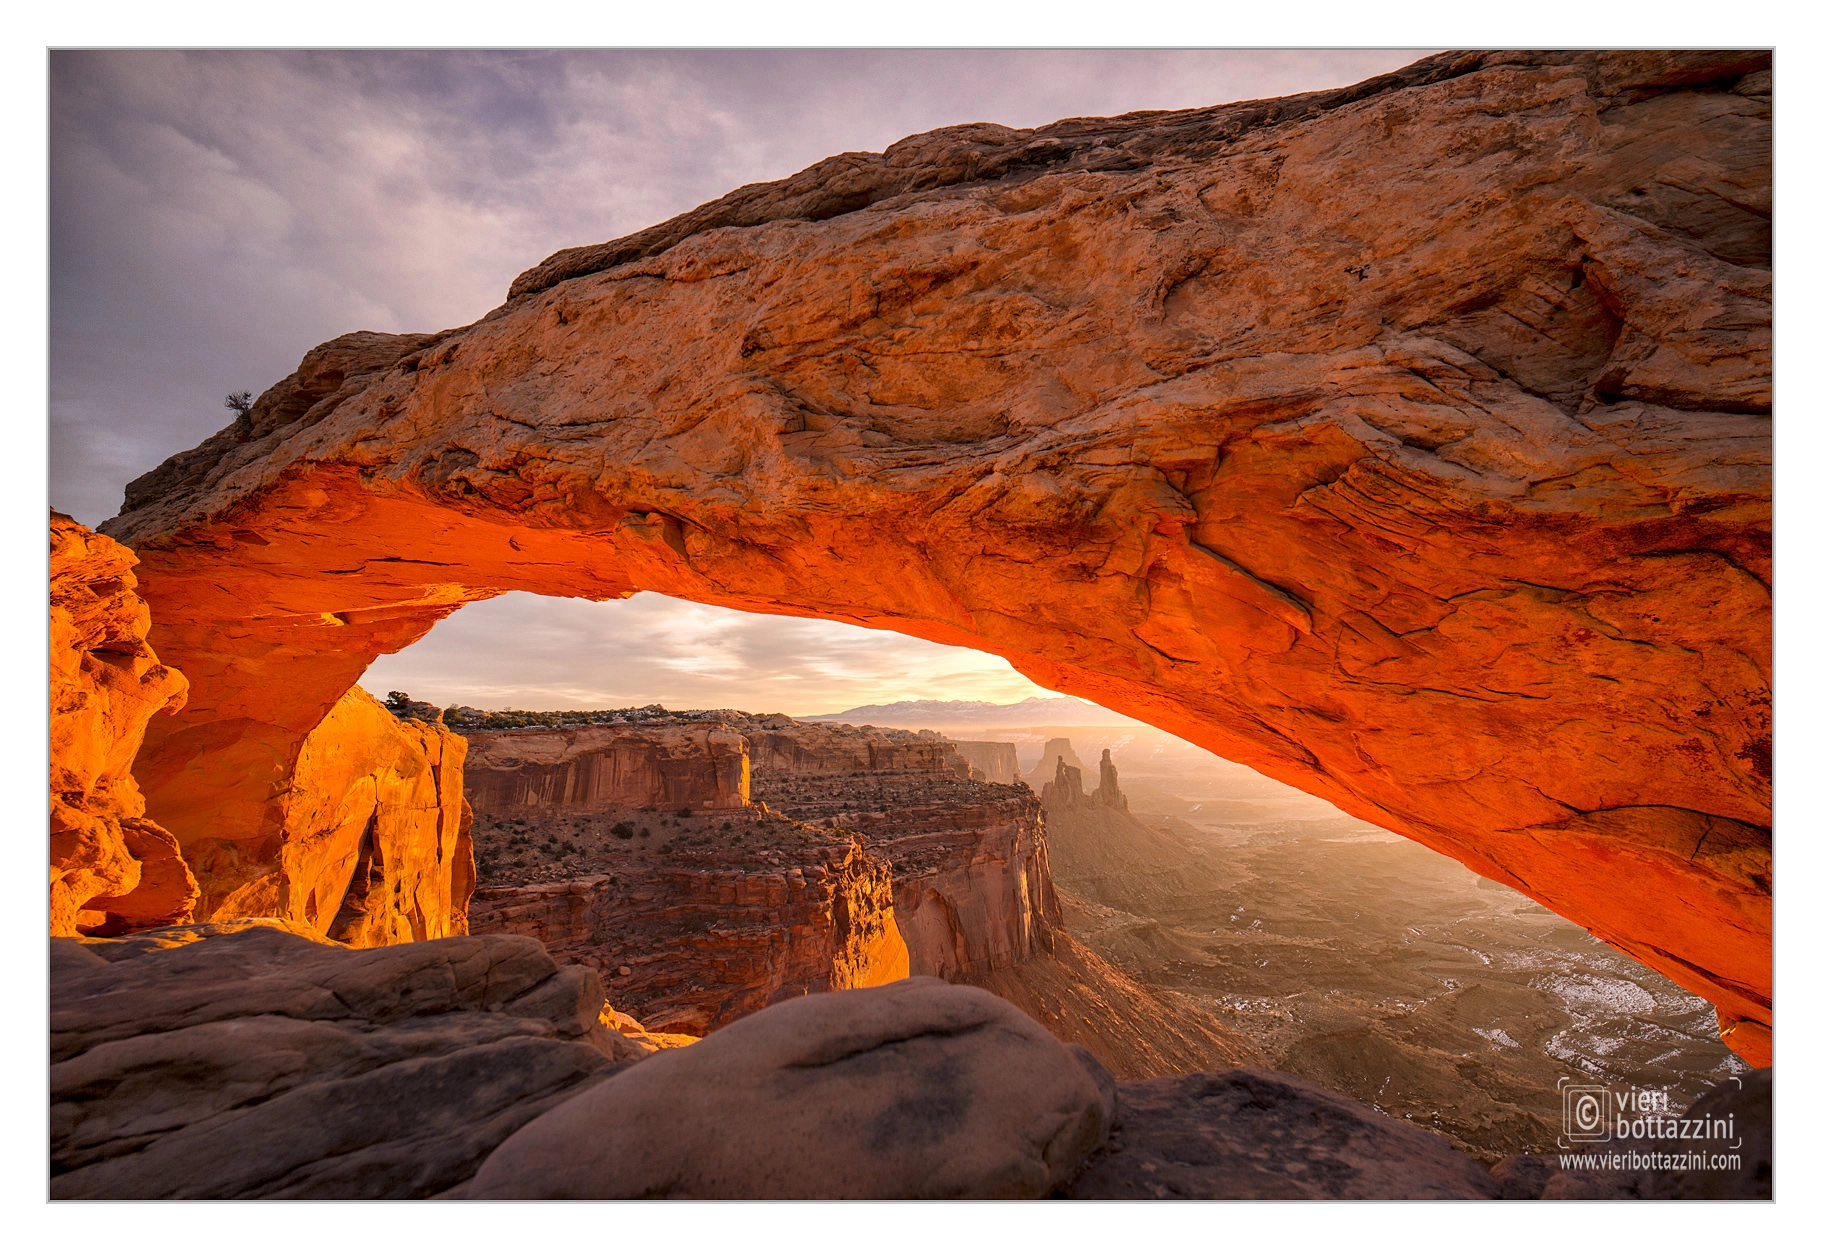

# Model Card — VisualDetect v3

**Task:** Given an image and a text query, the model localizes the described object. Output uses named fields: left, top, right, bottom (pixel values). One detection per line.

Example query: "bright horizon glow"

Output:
left=357, top=591, right=1060, bottom=718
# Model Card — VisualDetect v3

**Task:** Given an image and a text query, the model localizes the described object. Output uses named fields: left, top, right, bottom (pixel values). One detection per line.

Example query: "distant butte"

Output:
left=98, top=50, right=1770, bottom=1062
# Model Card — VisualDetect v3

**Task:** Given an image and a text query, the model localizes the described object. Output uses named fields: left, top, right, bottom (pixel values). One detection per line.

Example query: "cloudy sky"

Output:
left=50, top=49, right=1433, bottom=715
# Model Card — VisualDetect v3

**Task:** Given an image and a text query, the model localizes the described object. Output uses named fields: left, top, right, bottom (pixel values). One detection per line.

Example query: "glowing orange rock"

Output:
left=103, top=51, right=1770, bottom=1060
left=202, top=685, right=474, bottom=946
left=49, top=512, right=195, bottom=934
left=468, top=840, right=907, bottom=1035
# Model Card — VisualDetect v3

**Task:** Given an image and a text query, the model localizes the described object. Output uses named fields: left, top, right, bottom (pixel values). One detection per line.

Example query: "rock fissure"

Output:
left=783, top=1019, right=997, bottom=1070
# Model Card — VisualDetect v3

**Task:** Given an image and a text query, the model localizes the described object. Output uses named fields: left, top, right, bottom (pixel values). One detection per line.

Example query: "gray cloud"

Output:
left=51, top=49, right=1435, bottom=712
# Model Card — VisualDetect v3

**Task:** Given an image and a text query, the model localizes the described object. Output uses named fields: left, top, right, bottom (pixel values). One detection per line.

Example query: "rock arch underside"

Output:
left=101, top=50, right=1772, bottom=1063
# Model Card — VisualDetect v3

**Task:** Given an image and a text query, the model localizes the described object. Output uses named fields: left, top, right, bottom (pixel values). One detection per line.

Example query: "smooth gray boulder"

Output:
left=468, top=975, right=1117, bottom=1199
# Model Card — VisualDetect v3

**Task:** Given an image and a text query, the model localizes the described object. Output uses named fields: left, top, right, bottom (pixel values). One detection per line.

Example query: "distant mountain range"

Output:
left=804, top=696, right=1140, bottom=728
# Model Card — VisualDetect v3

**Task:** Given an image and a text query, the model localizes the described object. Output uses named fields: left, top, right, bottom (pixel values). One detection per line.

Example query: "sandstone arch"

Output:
left=101, top=51, right=1771, bottom=1061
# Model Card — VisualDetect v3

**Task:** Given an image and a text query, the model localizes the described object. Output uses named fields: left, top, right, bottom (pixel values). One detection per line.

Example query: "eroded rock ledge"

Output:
left=50, top=925, right=1769, bottom=1199
left=50, top=922, right=622, bottom=1198
left=101, top=49, right=1771, bottom=1060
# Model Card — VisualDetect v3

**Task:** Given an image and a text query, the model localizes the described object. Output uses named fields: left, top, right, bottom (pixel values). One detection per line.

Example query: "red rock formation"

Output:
left=170, top=686, right=472, bottom=944
left=467, top=833, right=907, bottom=1034
left=49, top=512, right=196, bottom=935
left=464, top=722, right=750, bottom=814
left=755, top=770, right=1059, bottom=979
left=1041, top=744, right=1129, bottom=812
left=102, top=51, right=1771, bottom=1061
left=1041, top=757, right=1088, bottom=809
left=1094, top=750, right=1128, bottom=812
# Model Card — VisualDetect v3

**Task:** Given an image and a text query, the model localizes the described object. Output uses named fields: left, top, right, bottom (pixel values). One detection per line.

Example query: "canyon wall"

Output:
left=467, top=836, right=907, bottom=1034
left=101, top=51, right=1772, bottom=1060
left=743, top=719, right=969, bottom=776
left=956, top=741, right=1021, bottom=783
left=464, top=723, right=750, bottom=814
left=753, top=771, right=1059, bottom=979
left=49, top=513, right=196, bottom=935
left=461, top=716, right=1053, bottom=1025
left=879, top=795, right=1061, bottom=979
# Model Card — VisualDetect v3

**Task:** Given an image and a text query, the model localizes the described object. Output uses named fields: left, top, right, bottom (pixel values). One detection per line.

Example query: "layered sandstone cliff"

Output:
left=755, top=769, right=1059, bottom=978
left=742, top=718, right=970, bottom=776
left=459, top=714, right=1055, bottom=1026
left=101, top=51, right=1772, bottom=1060
left=956, top=740, right=1021, bottom=783
left=467, top=824, right=907, bottom=1034
left=464, top=722, right=750, bottom=814
left=49, top=513, right=196, bottom=935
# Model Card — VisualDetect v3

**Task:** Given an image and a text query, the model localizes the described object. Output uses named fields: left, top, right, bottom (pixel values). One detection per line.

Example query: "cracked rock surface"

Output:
left=50, top=921, right=622, bottom=1198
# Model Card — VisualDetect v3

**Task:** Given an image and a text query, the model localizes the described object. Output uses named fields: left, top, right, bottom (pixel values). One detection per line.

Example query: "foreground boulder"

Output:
left=50, top=922, right=621, bottom=1198
left=467, top=976, right=1117, bottom=1199
left=101, top=50, right=1771, bottom=1059
left=1062, top=1069, right=1501, bottom=1199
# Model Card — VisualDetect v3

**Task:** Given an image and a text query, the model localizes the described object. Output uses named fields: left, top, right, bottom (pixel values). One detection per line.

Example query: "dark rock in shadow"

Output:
left=1061, top=1068, right=1501, bottom=1199
left=51, top=921, right=623, bottom=1199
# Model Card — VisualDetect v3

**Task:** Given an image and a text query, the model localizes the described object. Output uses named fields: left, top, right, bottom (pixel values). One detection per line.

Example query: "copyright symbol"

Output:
left=1560, top=1083, right=1612, bottom=1142
left=1573, top=1093, right=1602, bottom=1133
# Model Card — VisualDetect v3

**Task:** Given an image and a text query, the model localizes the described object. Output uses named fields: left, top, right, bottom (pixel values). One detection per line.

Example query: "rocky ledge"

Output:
left=50, top=926, right=1769, bottom=1200
left=50, top=921, right=623, bottom=1198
